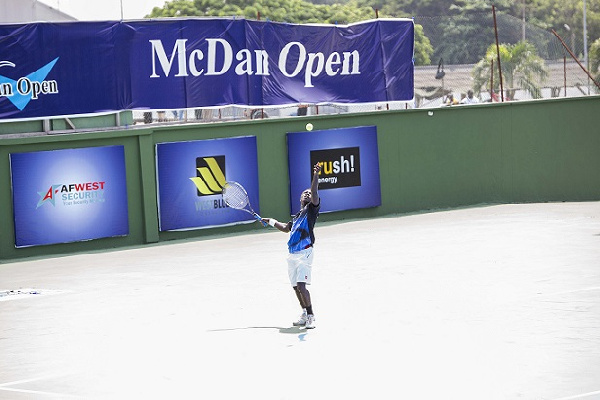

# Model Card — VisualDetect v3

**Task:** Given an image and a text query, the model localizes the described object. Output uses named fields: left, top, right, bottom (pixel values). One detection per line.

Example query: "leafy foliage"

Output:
left=146, top=0, right=600, bottom=67
left=148, top=0, right=375, bottom=24
left=148, top=0, right=200, bottom=17
left=509, top=0, right=600, bottom=59
left=591, top=37, right=600, bottom=84
left=472, top=41, right=548, bottom=99
left=146, top=0, right=434, bottom=65
left=414, top=23, right=433, bottom=65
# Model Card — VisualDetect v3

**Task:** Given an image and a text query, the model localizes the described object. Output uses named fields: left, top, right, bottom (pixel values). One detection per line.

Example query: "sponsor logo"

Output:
left=310, top=147, right=361, bottom=189
left=0, top=58, right=60, bottom=111
left=189, top=156, right=228, bottom=212
left=190, top=156, right=226, bottom=195
left=37, top=181, right=106, bottom=208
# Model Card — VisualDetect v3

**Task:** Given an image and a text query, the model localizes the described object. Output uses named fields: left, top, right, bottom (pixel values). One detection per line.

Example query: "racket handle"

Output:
left=253, top=213, right=268, bottom=227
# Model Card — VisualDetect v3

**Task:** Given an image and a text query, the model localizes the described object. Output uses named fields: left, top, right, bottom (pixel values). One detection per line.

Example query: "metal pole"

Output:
left=120, top=0, right=124, bottom=20
left=564, top=56, right=567, bottom=97
left=490, top=59, right=494, bottom=101
left=551, top=29, right=600, bottom=90
left=583, top=0, right=589, bottom=94
left=492, top=5, right=504, bottom=102
left=522, top=0, right=526, bottom=41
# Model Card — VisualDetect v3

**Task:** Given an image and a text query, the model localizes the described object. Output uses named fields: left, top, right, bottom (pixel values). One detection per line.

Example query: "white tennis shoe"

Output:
left=305, top=314, right=316, bottom=329
left=293, top=310, right=308, bottom=326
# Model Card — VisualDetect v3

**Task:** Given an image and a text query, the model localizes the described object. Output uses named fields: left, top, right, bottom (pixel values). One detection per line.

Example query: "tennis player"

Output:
left=263, top=163, right=321, bottom=329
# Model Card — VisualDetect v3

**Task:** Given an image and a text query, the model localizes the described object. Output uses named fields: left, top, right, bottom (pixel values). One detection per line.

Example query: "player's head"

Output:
left=300, top=189, right=312, bottom=206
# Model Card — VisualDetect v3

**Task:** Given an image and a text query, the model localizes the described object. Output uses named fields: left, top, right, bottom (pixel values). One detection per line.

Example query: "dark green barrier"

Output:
left=1, top=96, right=599, bottom=262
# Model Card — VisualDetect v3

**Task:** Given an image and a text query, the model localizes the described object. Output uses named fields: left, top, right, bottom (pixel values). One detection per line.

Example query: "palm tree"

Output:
left=472, top=41, right=548, bottom=100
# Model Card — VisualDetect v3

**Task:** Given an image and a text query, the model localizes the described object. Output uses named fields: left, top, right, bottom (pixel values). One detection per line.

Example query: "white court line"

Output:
left=0, top=386, right=76, bottom=397
left=0, top=374, right=77, bottom=398
left=0, top=375, right=60, bottom=387
left=551, top=390, right=600, bottom=400
left=536, top=286, right=600, bottom=298
left=0, top=288, right=66, bottom=302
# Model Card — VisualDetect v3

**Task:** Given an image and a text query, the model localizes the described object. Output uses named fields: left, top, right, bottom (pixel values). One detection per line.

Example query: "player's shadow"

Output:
left=208, top=326, right=305, bottom=334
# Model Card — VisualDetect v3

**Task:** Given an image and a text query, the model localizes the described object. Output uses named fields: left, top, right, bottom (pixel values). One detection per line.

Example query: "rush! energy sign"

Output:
left=287, top=126, right=381, bottom=214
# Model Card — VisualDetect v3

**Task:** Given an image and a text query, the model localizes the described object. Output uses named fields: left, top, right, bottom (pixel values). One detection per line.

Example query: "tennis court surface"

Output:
left=1, top=201, right=599, bottom=399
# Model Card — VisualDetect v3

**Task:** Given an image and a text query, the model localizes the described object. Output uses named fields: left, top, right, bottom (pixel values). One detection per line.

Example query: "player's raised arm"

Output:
left=311, top=163, right=321, bottom=206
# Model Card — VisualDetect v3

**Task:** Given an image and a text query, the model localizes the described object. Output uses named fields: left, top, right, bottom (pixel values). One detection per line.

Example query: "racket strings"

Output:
left=223, top=184, right=249, bottom=209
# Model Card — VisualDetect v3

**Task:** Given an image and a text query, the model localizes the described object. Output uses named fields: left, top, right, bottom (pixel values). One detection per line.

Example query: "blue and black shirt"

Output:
left=287, top=201, right=320, bottom=253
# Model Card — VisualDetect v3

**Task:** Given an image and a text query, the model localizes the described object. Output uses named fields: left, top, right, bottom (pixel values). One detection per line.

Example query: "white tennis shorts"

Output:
left=287, top=247, right=314, bottom=286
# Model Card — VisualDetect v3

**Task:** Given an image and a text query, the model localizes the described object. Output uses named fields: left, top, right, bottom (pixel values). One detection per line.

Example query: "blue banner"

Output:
left=287, top=126, right=381, bottom=214
left=10, top=146, right=129, bottom=247
left=0, top=18, right=414, bottom=120
left=156, top=136, right=260, bottom=231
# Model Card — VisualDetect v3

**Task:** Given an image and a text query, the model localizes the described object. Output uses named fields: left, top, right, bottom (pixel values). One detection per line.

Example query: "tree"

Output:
left=147, top=0, right=200, bottom=17
left=591, top=37, right=600, bottom=89
left=472, top=41, right=548, bottom=100
left=146, top=0, right=434, bottom=64
left=431, top=0, right=513, bottom=64
left=414, top=23, right=433, bottom=65
left=379, top=0, right=455, bottom=18
left=513, top=0, right=600, bottom=60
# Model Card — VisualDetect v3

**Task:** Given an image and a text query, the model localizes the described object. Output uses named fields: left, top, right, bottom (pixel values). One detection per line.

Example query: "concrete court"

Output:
left=0, top=201, right=599, bottom=400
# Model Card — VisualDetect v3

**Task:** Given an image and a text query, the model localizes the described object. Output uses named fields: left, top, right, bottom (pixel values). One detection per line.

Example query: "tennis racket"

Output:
left=222, top=181, right=267, bottom=227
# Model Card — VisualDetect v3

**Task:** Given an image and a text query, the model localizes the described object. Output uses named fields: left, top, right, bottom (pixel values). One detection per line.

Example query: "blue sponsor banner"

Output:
left=287, top=126, right=381, bottom=214
left=0, top=18, right=414, bottom=120
left=156, top=136, right=260, bottom=231
left=10, top=146, right=129, bottom=248
left=0, top=22, right=123, bottom=120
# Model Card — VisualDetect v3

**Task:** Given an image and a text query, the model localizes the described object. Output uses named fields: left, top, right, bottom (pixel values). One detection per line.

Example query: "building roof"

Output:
left=1, top=0, right=76, bottom=24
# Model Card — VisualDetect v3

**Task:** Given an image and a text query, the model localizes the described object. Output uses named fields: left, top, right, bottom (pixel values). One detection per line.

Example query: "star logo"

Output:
left=37, top=185, right=62, bottom=208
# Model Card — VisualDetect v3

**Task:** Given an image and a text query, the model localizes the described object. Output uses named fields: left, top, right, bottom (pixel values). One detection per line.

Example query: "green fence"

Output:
left=1, top=96, right=599, bottom=263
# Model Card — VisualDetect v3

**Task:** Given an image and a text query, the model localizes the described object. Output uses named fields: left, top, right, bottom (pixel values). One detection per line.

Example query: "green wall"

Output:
left=1, top=96, right=599, bottom=262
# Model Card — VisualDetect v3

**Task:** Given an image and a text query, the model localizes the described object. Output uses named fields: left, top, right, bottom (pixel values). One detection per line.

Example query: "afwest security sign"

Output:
left=0, top=18, right=414, bottom=120
left=10, top=146, right=129, bottom=248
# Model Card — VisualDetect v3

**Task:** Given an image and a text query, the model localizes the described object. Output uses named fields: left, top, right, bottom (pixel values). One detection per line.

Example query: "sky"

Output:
left=40, top=0, right=168, bottom=21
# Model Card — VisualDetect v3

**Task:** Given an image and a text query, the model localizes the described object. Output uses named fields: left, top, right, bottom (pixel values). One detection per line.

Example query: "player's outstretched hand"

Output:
left=262, top=218, right=276, bottom=228
left=313, top=163, right=321, bottom=174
